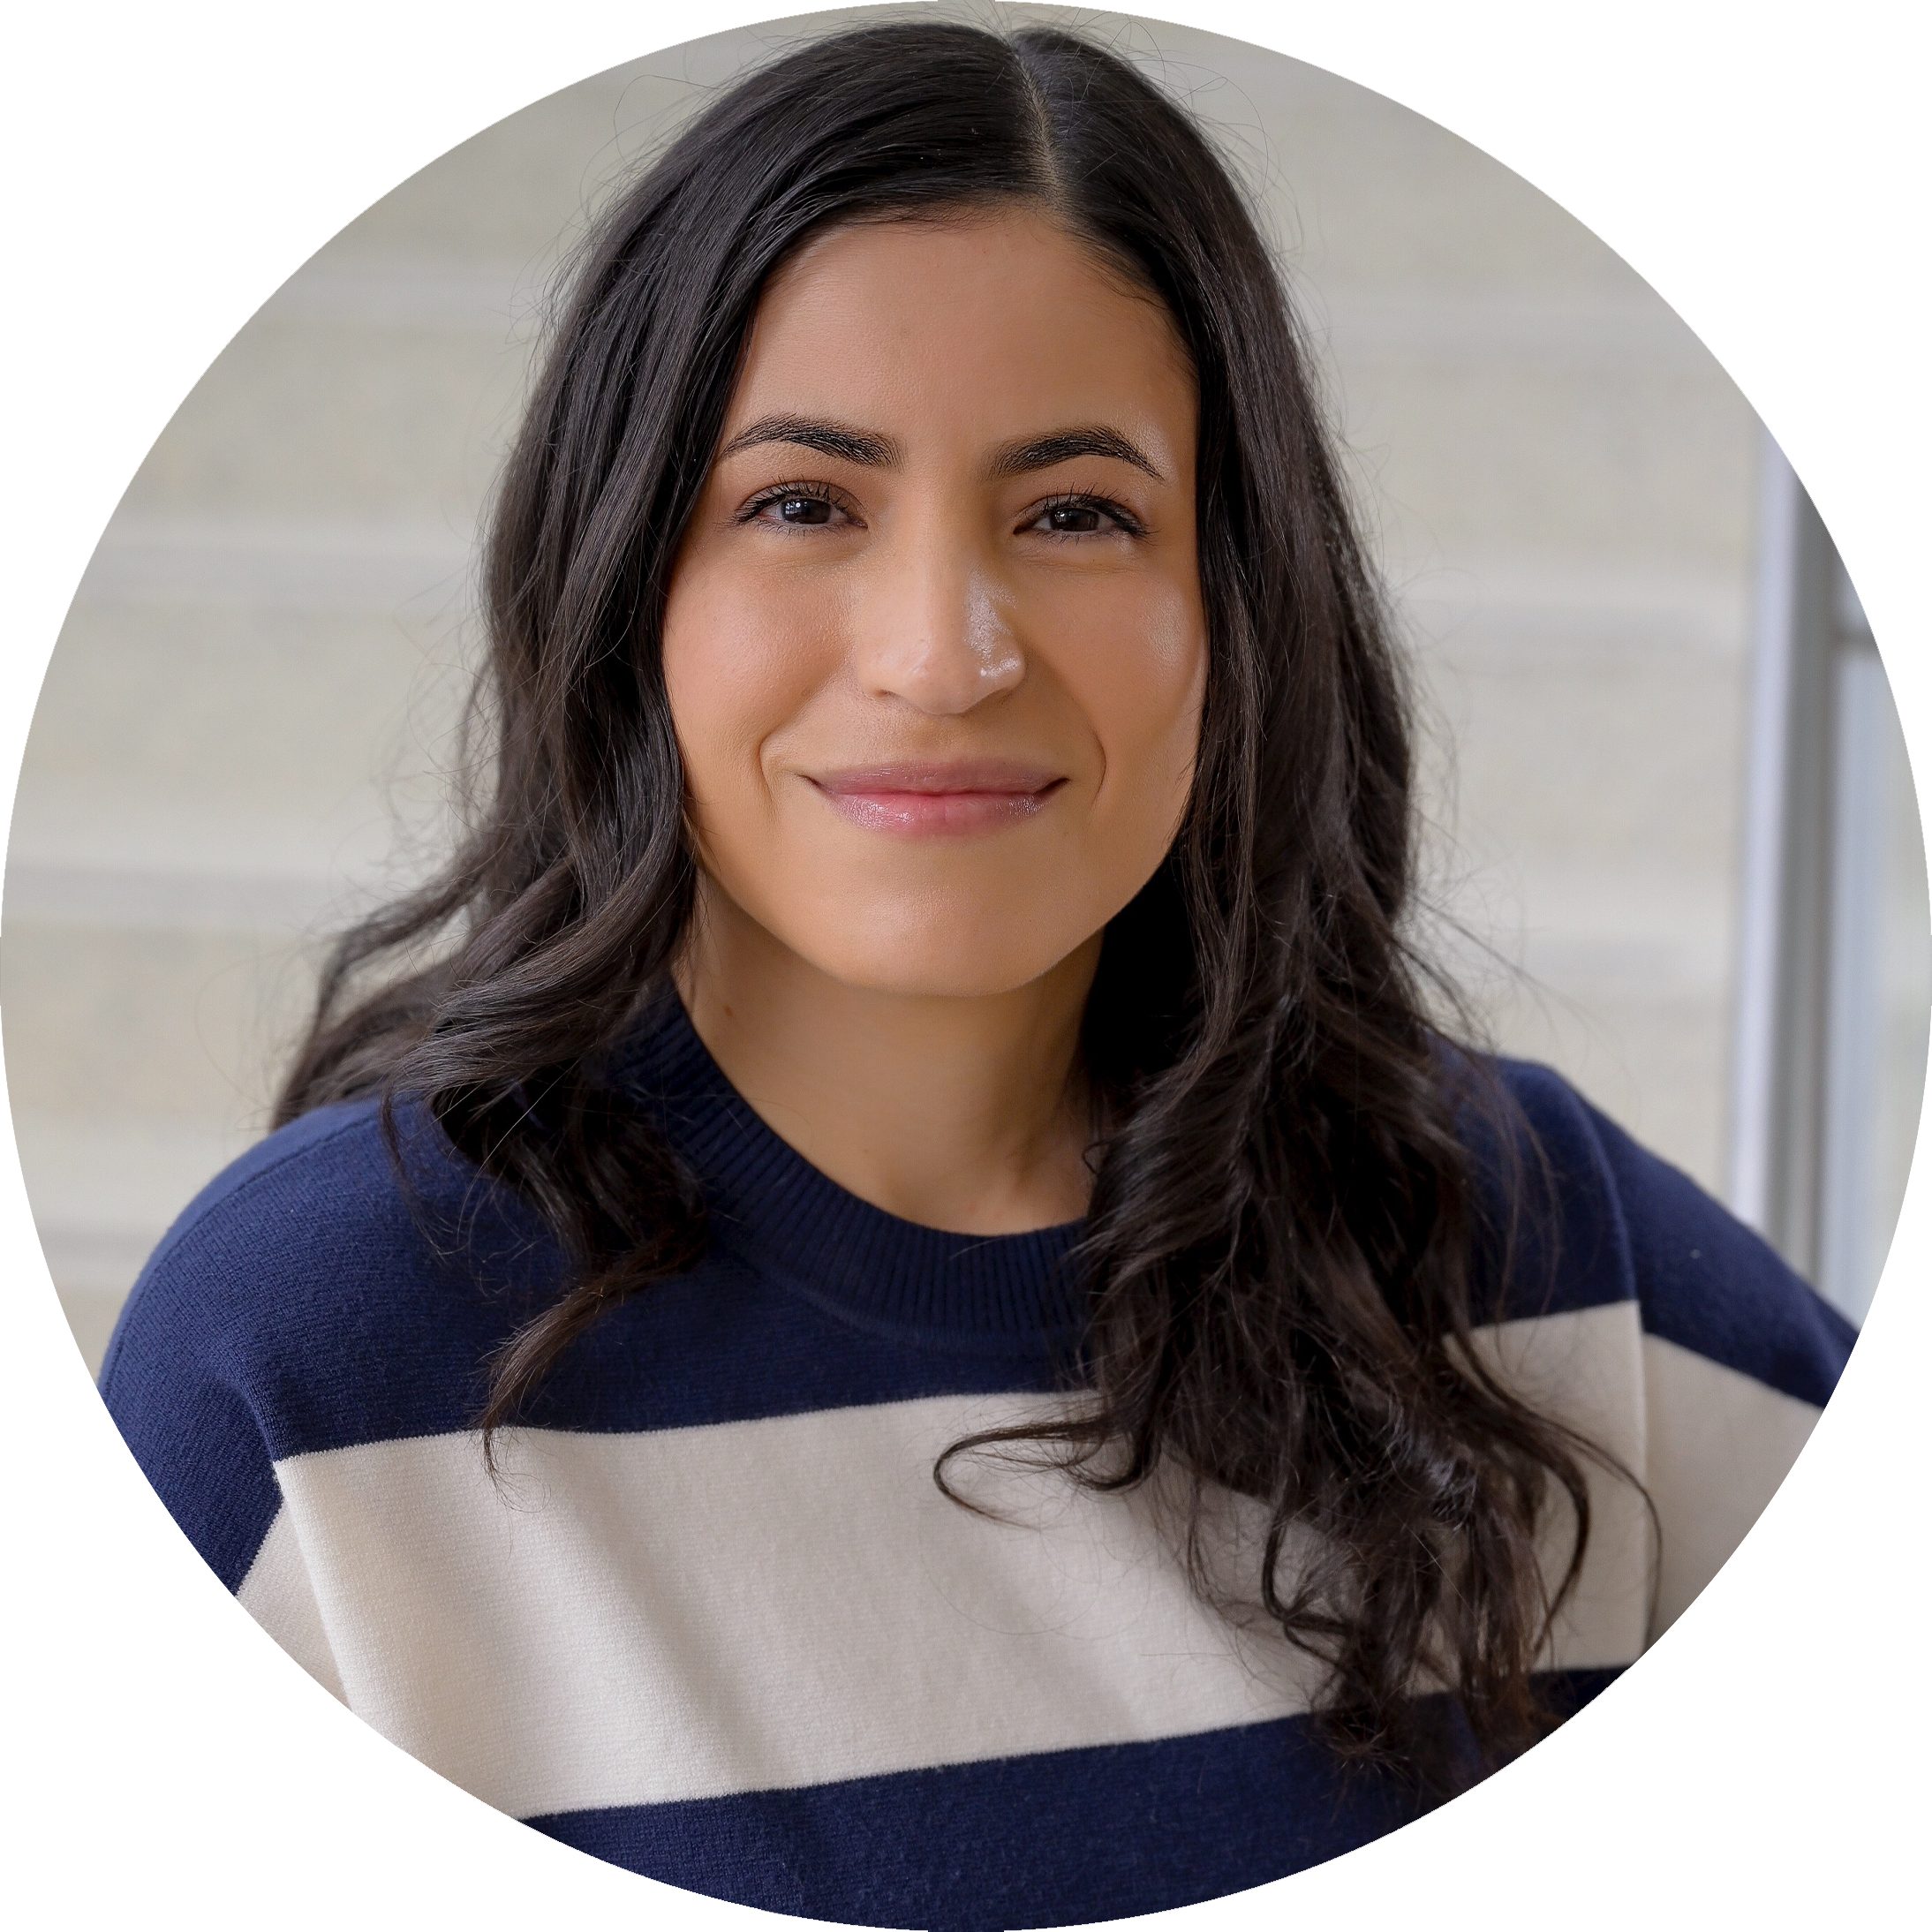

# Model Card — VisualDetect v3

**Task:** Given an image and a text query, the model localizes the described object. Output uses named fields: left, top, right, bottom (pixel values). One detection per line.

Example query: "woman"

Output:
left=101, top=21, right=1853, bottom=1928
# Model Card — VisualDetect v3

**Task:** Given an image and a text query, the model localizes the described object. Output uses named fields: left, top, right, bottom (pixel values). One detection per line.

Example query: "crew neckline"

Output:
left=612, top=992, right=1089, bottom=1347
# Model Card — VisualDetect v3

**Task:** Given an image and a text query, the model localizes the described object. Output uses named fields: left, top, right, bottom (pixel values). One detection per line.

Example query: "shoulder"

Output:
left=99, top=1098, right=562, bottom=1578
left=102, top=1096, right=535, bottom=1397
left=106, top=1099, right=441, bottom=1347
left=1468, top=1057, right=1855, bottom=1407
left=1460, top=1058, right=1630, bottom=1317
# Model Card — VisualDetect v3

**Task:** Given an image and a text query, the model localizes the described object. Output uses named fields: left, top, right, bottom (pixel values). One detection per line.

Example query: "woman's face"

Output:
left=662, top=208, right=1207, bottom=999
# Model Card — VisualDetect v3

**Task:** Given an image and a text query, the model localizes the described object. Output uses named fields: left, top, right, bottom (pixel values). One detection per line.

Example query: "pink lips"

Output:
left=810, top=760, right=1065, bottom=835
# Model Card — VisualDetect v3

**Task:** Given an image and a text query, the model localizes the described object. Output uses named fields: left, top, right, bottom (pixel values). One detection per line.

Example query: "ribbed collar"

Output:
left=612, top=992, right=1088, bottom=1352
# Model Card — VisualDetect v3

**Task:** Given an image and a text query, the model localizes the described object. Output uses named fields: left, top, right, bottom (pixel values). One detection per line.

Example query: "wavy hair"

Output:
left=277, top=19, right=1616, bottom=1786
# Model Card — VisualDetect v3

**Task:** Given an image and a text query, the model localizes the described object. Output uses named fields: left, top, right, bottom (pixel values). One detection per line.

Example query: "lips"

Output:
left=809, top=760, right=1066, bottom=835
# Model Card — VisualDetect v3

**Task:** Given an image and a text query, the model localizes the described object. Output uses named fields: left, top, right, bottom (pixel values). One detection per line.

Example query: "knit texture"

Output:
left=102, top=1000, right=1855, bottom=1928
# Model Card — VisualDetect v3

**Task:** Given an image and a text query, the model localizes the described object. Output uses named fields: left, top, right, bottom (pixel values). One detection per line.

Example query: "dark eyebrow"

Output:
left=717, top=414, right=901, bottom=467
left=986, top=426, right=1165, bottom=483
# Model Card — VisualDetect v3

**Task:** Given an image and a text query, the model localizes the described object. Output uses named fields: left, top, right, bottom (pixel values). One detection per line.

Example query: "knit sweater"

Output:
left=101, top=998, right=1855, bottom=1928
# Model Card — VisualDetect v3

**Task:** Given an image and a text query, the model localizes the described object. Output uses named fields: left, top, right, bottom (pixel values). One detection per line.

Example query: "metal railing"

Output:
left=1730, top=434, right=1920, bottom=1321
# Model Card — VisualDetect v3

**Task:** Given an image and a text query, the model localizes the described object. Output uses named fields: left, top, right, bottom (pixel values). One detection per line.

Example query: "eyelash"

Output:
left=734, top=480, right=1148, bottom=539
left=736, top=479, right=857, bottom=527
left=1025, top=491, right=1147, bottom=540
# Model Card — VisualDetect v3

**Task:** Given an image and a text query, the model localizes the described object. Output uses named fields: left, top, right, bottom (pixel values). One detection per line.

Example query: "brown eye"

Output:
left=777, top=494, right=834, bottom=525
left=741, top=485, right=851, bottom=529
left=1024, top=495, right=1143, bottom=538
left=1045, top=503, right=1104, bottom=533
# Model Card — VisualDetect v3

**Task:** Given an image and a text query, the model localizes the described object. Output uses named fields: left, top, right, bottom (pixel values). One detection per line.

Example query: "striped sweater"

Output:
left=101, top=998, right=1854, bottom=1928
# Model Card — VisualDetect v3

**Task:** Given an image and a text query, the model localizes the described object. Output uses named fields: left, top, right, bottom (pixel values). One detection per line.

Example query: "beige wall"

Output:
left=6, top=5, right=1920, bottom=1373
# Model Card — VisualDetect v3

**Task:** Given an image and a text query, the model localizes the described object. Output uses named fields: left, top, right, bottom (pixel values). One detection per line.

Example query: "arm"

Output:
left=99, top=1132, right=354, bottom=1700
left=1581, top=1099, right=1857, bottom=1638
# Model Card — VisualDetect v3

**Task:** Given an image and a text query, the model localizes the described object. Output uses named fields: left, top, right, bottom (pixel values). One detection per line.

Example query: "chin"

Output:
left=804, top=907, right=1086, bottom=1000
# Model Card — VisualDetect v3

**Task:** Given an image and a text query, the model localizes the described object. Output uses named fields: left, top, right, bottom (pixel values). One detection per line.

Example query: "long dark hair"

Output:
left=278, top=19, right=1613, bottom=1784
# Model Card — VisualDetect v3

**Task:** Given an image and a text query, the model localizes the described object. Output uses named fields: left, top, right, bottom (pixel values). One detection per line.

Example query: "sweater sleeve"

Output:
left=99, top=1224, right=286, bottom=1596
left=101, top=1225, right=348, bottom=1698
left=95, top=1095, right=557, bottom=1707
left=1578, top=1098, right=1859, bottom=1638
left=96, top=1113, right=369, bottom=1696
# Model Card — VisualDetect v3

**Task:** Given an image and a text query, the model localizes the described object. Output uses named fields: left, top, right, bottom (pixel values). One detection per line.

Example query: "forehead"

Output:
left=728, top=210, right=1196, bottom=457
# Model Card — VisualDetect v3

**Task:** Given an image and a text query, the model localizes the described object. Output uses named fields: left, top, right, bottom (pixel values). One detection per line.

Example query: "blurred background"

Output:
left=7, top=7, right=1924, bottom=1383
left=4, top=4, right=1932, bottom=1708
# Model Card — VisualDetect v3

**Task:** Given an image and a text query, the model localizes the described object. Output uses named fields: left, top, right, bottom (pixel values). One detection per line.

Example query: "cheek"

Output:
left=1054, top=576, right=1208, bottom=804
left=661, top=563, right=836, bottom=817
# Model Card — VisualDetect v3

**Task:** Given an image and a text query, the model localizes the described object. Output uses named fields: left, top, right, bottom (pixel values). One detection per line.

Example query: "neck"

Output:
left=673, top=882, right=1098, bottom=1234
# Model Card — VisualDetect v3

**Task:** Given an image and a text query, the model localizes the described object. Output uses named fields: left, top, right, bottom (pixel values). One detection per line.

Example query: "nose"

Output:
left=849, top=523, right=1025, bottom=716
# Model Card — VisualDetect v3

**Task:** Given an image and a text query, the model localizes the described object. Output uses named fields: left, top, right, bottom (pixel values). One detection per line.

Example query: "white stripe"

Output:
left=254, top=1303, right=1658, bottom=1820
left=1638, top=1329, right=1908, bottom=1677
left=237, top=1506, right=347, bottom=1704
left=274, top=1394, right=1331, bottom=1816
left=1470, top=1301, right=1654, bottom=1669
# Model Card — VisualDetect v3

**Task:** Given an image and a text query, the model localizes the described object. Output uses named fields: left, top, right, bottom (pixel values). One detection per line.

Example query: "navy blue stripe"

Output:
left=1470, top=1059, right=1637, bottom=1322
left=99, top=1030, right=1850, bottom=1602
left=527, top=1672, right=1619, bottom=1929
left=529, top=1669, right=1661, bottom=1924
left=99, top=1098, right=1071, bottom=1473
